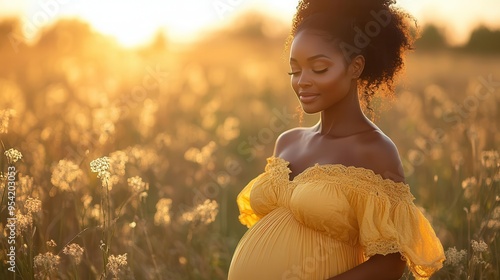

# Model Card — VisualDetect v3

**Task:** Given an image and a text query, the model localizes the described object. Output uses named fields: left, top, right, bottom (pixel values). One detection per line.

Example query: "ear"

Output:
left=349, top=55, right=365, bottom=79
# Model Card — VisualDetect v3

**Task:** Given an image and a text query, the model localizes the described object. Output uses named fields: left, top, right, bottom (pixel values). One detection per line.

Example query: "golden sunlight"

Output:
left=0, top=0, right=250, bottom=46
left=1, top=0, right=499, bottom=46
left=0, top=1, right=499, bottom=280
left=64, top=0, right=224, bottom=46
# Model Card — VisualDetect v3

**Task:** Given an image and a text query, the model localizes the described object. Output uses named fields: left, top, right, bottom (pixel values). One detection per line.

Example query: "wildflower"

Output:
left=34, top=252, right=60, bottom=276
left=154, top=198, right=172, bottom=226
left=487, top=219, right=500, bottom=230
left=444, top=247, right=467, bottom=266
left=461, top=177, right=477, bottom=189
left=4, top=148, right=22, bottom=163
left=63, top=243, right=84, bottom=264
left=0, top=109, right=15, bottom=134
left=109, top=151, right=128, bottom=173
left=25, top=197, right=42, bottom=214
left=46, top=240, right=57, bottom=248
left=51, top=159, right=83, bottom=191
left=90, top=156, right=110, bottom=177
left=470, top=203, right=480, bottom=214
left=90, top=156, right=110, bottom=186
left=471, top=240, right=488, bottom=253
left=181, top=199, right=219, bottom=225
left=218, top=116, right=240, bottom=141
left=128, top=146, right=158, bottom=170
left=127, top=176, right=148, bottom=193
left=109, top=150, right=129, bottom=186
left=407, top=149, right=423, bottom=165
left=461, top=177, right=478, bottom=200
left=16, top=212, right=33, bottom=235
left=106, top=253, right=128, bottom=277
left=481, top=150, right=499, bottom=168
left=184, top=142, right=217, bottom=165
left=471, top=255, right=487, bottom=265
left=471, top=240, right=488, bottom=266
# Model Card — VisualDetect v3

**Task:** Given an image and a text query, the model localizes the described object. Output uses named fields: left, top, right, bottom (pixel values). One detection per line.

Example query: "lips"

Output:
left=299, top=92, right=320, bottom=103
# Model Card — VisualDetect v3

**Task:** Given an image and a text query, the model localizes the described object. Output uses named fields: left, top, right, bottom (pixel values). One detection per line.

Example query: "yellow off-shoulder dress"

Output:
left=228, top=157, right=445, bottom=280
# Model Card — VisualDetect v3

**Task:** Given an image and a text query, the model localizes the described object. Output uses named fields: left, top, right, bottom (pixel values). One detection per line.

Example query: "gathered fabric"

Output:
left=228, top=157, right=445, bottom=280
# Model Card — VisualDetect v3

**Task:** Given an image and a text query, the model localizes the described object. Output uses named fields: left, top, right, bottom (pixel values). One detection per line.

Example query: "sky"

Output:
left=0, top=0, right=499, bottom=47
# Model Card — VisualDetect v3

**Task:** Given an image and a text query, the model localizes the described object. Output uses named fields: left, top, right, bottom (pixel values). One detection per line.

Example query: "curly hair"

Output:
left=288, top=0, right=417, bottom=111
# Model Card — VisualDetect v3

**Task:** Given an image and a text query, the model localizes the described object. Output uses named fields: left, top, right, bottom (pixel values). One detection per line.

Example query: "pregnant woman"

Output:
left=228, top=0, right=445, bottom=279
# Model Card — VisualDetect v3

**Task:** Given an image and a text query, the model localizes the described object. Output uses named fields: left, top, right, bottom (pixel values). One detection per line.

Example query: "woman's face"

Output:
left=289, top=29, right=356, bottom=114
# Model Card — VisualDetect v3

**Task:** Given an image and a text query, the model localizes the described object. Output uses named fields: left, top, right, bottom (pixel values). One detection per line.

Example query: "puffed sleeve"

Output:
left=236, top=175, right=263, bottom=228
left=348, top=180, right=445, bottom=279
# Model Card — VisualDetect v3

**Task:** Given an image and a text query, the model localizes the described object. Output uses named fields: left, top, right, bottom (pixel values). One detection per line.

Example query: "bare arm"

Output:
left=328, top=253, right=406, bottom=280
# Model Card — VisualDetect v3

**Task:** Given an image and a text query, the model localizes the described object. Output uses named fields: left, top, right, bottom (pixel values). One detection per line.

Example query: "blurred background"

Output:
left=0, top=0, right=499, bottom=279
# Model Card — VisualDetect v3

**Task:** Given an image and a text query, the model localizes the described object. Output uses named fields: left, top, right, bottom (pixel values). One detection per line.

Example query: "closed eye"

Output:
left=313, top=68, right=328, bottom=74
left=288, top=69, right=328, bottom=76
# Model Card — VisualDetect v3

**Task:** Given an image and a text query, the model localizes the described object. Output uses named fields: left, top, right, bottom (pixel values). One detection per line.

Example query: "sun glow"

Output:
left=1, top=0, right=500, bottom=47
left=3, top=0, right=253, bottom=47
left=63, top=0, right=226, bottom=46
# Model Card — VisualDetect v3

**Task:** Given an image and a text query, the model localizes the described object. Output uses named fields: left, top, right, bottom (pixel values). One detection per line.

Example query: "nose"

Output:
left=297, top=71, right=312, bottom=88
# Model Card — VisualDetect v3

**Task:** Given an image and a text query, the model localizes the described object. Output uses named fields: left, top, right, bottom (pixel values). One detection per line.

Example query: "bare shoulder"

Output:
left=273, top=127, right=307, bottom=157
left=359, top=130, right=405, bottom=183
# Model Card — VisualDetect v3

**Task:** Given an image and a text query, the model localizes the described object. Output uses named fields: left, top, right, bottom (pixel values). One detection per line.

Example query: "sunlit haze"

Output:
left=0, top=0, right=499, bottom=47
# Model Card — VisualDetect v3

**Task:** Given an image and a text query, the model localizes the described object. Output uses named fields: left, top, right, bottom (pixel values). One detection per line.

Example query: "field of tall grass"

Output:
left=0, top=14, right=499, bottom=279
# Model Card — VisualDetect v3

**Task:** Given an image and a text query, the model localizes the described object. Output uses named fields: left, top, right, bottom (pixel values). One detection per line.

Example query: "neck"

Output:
left=316, top=81, right=371, bottom=136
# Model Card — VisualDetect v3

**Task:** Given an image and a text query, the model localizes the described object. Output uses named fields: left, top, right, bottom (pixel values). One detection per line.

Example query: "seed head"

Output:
left=51, top=159, right=83, bottom=191
left=181, top=199, right=219, bottom=225
left=471, top=240, right=488, bottom=253
left=154, top=198, right=172, bottom=226
left=444, top=247, right=467, bottom=266
left=63, top=243, right=84, bottom=264
left=5, top=148, right=22, bottom=163
left=106, top=253, right=128, bottom=277
left=127, top=176, right=148, bottom=193
left=34, top=252, right=60, bottom=277
left=90, top=157, right=111, bottom=186
left=25, top=197, right=42, bottom=214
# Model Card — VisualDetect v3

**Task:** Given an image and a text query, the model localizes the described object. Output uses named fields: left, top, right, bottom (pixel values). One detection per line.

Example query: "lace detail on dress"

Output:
left=267, top=156, right=415, bottom=204
left=265, top=157, right=292, bottom=182
left=364, top=240, right=401, bottom=258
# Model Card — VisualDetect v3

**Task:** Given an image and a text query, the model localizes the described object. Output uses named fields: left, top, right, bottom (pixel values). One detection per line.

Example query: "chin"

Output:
left=300, top=104, right=321, bottom=115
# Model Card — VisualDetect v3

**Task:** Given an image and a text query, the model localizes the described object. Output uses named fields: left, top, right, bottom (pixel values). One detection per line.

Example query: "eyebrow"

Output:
left=290, top=54, right=331, bottom=62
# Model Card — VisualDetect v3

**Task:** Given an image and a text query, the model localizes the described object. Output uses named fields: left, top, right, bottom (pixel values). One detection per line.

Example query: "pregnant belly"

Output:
left=228, top=207, right=364, bottom=280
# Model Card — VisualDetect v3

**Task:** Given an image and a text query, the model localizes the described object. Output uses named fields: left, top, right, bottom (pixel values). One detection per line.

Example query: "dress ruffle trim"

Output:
left=237, top=175, right=263, bottom=228
left=237, top=156, right=445, bottom=279
left=268, top=156, right=415, bottom=204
